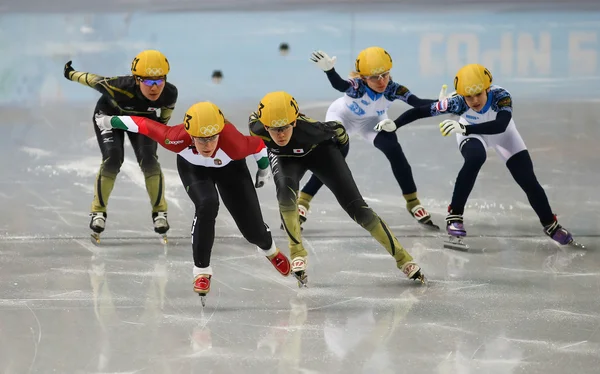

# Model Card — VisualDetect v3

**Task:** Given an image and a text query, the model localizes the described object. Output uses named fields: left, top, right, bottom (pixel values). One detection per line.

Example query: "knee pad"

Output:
left=195, top=197, right=219, bottom=221
left=346, top=199, right=378, bottom=229
left=139, top=155, right=161, bottom=176
left=100, top=153, right=123, bottom=177
left=460, top=138, right=487, bottom=168
left=276, top=182, right=298, bottom=211
left=373, top=131, right=400, bottom=153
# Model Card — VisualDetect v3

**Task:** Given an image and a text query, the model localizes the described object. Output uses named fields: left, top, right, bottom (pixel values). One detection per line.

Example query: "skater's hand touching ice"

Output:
left=439, top=119, right=466, bottom=136
left=374, top=119, right=396, bottom=132
left=310, top=50, right=336, bottom=72
left=94, top=113, right=113, bottom=131
left=255, top=167, right=271, bottom=188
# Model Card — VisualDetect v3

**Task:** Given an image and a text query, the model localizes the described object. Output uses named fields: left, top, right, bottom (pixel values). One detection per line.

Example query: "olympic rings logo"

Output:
left=464, top=84, right=484, bottom=95
left=198, top=124, right=221, bottom=136
left=270, top=118, right=289, bottom=127
left=369, top=66, right=387, bottom=75
left=145, top=67, right=165, bottom=76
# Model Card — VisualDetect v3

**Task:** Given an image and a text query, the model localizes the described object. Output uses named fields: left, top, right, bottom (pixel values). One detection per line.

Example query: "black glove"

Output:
left=64, top=60, right=74, bottom=79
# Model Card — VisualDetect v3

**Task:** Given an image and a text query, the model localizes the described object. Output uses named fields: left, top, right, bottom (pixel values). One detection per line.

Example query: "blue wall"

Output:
left=1, top=10, right=599, bottom=106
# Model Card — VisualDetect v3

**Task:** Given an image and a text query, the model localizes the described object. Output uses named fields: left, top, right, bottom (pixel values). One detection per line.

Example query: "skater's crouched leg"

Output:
left=91, top=154, right=122, bottom=213
left=344, top=198, right=414, bottom=268
left=276, top=177, right=306, bottom=260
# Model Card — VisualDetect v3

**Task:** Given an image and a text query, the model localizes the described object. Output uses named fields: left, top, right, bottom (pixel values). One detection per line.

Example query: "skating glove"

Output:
left=438, top=84, right=458, bottom=101
left=94, top=113, right=113, bottom=131
left=255, top=167, right=271, bottom=188
left=63, top=60, right=75, bottom=79
left=439, top=119, right=466, bottom=136
left=310, top=50, right=336, bottom=72
left=374, top=119, right=396, bottom=132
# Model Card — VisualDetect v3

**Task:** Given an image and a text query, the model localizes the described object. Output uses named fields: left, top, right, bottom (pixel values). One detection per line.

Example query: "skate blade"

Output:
left=415, top=272, right=428, bottom=285
left=197, top=292, right=208, bottom=307
left=90, top=233, right=101, bottom=245
left=420, top=220, right=440, bottom=231
left=160, top=234, right=168, bottom=245
left=443, top=236, right=469, bottom=252
left=293, top=271, right=308, bottom=288
left=568, top=240, right=586, bottom=249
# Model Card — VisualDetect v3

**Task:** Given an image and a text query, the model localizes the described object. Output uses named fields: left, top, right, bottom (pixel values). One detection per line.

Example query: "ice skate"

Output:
left=193, top=274, right=211, bottom=307
left=153, top=212, right=169, bottom=244
left=409, top=204, right=439, bottom=230
left=444, top=214, right=469, bottom=251
left=400, top=261, right=427, bottom=284
left=89, top=212, right=106, bottom=244
left=544, top=220, right=586, bottom=249
left=266, top=248, right=291, bottom=277
left=291, top=257, right=308, bottom=288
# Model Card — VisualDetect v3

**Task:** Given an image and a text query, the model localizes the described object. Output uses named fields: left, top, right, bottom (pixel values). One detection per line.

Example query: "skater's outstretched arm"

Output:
left=63, top=60, right=112, bottom=94
left=63, top=60, right=178, bottom=125
left=375, top=94, right=470, bottom=132
left=97, top=115, right=191, bottom=153
left=385, top=82, right=437, bottom=107
left=219, top=124, right=269, bottom=168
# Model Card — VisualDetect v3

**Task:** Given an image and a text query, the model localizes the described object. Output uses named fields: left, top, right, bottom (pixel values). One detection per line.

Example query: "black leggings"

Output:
left=274, top=142, right=378, bottom=230
left=93, top=111, right=161, bottom=178
left=300, top=131, right=417, bottom=197
left=177, top=156, right=272, bottom=268
left=451, top=138, right=554, bottom=226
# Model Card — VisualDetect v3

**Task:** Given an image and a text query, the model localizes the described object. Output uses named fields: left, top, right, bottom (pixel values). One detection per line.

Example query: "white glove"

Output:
left=309, top=50, right=336, bottom=71
left=438, top=84, right=458, bottom=101
left=439, top=119, right=466, bottom=136
left=374, top=119, right=397, bottom=132
left=94, top=113, right=113, bottom=131
left=255, top=167, right=271, bottom=188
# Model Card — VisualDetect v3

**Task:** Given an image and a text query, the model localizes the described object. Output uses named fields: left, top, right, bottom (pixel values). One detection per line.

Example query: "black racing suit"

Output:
left=65, top=67, right=177, bottom=217
left=248, top=113, right=414, bottom=269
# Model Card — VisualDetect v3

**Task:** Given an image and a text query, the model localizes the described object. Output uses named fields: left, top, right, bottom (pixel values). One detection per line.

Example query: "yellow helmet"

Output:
left=183, top=102, right=225, bottom=138
left=257, top=91, right=299, bottom=128
left=131, top=50, right=170, bottom=77
left=355, top=46, right=393, bottom=76
left=454, top=64, right=493, bottom=96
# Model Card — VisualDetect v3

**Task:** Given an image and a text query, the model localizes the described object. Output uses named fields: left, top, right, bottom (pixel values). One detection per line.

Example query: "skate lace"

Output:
left=544, top=221, right=559, bottom=236
left=446, top=214, right=463, bottom=224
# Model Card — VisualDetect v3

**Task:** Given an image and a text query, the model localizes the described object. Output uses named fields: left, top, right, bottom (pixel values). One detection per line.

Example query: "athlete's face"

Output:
left=362, top=72, right=390, bottom=93
left=137, top=76, right=166, bottom=101
left=192, top=134, right=220, bottom=157
left=464, top=89, right=488, bottom=111
left=266, top=121, right=296, bottom=147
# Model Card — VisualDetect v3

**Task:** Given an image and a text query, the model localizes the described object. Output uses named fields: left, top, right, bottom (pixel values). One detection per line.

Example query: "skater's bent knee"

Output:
left=276, top=187, right=298, bottom=210
left=345, top=199, right=377, bottom=228
left=100, top=155, right=123, bottom=176
left=461, top=140, right=486, bottom=167
left=195, top=197, right=219, bottom=219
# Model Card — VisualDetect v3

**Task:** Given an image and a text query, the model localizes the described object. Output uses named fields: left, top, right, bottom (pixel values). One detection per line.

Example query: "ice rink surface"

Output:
left=2, top=1, right=600, bottom=372
left=1, top=99, right=599, bottom=373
